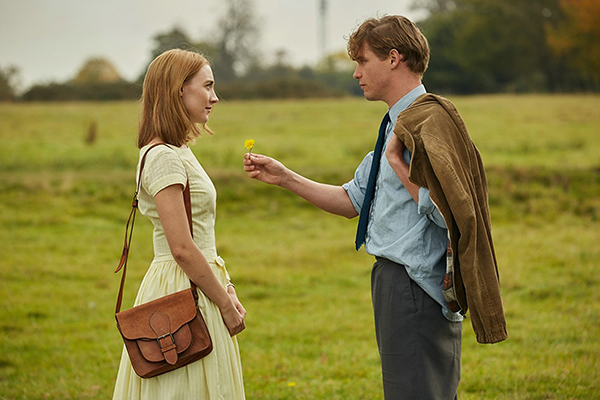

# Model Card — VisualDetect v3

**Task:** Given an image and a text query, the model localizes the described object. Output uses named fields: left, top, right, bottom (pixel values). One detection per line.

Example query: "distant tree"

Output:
left=20, top=54, right=140, bottom=101
left=315, top=51, right=360, bottom=96
left=0, top=65, right=20, bottom=101
left=74, top=57, right=122, bottom=84
left=193, top=40, right=219, bottom=64
left=212, top=0, right=261, bottom=81
left=138, top=27, right=218, bottom=83
left=22, top=81, right=141, bottom=102
left=141, top=1, right=260, bottom=83
left=150, top=27, right=194, bottom=60
left=258, top=49, right=297, bottom=80
left=317, top=50, right=355, bottom=73
left=547, top=0, right=600, bottom=84
left=414, top=0, right=566, bottom=93
left=411, top=0, right=457, bottom=13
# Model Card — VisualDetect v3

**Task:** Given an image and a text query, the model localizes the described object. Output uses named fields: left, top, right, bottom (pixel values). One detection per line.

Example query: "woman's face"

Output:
left=181, top=65, right=219, bottom=124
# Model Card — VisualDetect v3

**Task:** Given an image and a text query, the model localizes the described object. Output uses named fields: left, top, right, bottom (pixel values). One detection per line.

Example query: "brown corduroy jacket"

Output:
left=394, top=93, right=508, bottom=344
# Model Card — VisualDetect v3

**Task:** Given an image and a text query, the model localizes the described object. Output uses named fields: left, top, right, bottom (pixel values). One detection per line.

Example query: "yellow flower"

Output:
left=244, top=139, right=255, bottom=152
left=286, top=381, right=296, bottom=387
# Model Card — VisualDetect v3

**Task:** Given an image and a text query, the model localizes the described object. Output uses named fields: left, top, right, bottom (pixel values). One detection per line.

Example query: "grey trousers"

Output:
left=371, top=257, right=462, bottom=400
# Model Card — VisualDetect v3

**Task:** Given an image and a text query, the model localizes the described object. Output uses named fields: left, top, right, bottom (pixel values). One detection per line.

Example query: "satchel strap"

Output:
left=115, top=143, right=198, bottom=313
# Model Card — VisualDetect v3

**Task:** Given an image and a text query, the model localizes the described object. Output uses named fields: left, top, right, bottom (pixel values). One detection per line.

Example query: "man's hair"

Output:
left=137, top=49, right=213, bottom=149
left=347, top=15, right=430, bottom=76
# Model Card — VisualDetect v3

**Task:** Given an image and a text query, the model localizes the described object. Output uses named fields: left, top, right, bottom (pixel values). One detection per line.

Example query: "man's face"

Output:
left=352, top=44, right=392, bottom=102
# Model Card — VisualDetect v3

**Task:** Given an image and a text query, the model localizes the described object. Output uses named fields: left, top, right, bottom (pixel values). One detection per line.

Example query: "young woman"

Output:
left=113, top=49, right=246, bottom=400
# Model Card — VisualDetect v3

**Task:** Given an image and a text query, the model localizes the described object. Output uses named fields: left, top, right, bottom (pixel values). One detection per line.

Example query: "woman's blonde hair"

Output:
left=137, top=49, right=213, bottom=148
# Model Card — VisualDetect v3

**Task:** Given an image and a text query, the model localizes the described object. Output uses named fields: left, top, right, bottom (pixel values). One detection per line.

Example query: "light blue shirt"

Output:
left=343, top=85, right=463, bottom=322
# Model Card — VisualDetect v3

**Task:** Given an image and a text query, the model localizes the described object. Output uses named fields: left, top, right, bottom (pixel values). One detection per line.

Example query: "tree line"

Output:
left=1, top=0, right=598, bottom=102
left=417, top=0, right=600, bottom=93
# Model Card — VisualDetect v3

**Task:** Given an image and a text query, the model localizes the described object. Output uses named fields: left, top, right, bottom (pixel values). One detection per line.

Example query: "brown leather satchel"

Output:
left=114, top=143, right=213, bottom=379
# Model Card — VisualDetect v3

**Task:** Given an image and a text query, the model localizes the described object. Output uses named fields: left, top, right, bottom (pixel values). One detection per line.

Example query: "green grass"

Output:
left=1, top=95, right=599, bottom=399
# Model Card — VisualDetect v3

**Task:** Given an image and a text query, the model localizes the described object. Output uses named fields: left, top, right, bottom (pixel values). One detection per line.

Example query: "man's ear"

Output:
left=389, top=49, right=403, bottom=69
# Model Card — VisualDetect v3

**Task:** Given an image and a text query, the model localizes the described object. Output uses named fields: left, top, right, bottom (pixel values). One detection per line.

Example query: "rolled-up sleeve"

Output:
left=342, top=152, right=373, bottom=215
left=418, top=187, right=447, bottom=228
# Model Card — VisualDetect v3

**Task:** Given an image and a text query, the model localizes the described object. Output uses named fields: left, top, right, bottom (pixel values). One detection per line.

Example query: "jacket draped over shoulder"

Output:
left=394, top=93, right=508, bottom=344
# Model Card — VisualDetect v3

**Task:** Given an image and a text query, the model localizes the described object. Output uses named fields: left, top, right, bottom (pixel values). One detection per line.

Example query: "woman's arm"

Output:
left=154, top=184, right=245, bottom=336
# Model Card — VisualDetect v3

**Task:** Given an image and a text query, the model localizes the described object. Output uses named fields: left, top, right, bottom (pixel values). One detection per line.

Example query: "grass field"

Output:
left=1, top=94, right=599, bottom=399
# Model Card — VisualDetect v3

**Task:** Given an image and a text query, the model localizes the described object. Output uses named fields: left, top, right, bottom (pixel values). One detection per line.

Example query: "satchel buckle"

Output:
left=156, top=332, right=175, bottom=345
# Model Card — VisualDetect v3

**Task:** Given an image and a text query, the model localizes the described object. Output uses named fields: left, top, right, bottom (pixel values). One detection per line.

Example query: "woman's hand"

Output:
left=219, top=300, right=246, bottom=337
left=243, top=153, right=287, bottom=186
left=227, top=285, right=246, bottom=318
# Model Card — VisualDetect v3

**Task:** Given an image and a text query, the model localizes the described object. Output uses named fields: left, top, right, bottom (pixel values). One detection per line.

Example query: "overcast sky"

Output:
left=0, top=0, right=424, bottom=89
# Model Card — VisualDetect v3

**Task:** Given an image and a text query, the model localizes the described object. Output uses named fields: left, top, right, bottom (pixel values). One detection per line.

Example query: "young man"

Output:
left=244, top=15, right=506, bottom=399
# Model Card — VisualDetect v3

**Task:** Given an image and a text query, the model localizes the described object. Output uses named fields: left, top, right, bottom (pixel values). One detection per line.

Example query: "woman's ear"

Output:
left=180, top=87, right=184, bottom=96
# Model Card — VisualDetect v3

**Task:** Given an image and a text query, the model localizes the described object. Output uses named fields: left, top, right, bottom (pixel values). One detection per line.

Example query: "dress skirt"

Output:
left=112, top=256, right=245, bottom=400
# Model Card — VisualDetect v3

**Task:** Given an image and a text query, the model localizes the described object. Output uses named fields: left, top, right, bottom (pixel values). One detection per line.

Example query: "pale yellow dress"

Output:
left=112, top=144, right=245, bottom=400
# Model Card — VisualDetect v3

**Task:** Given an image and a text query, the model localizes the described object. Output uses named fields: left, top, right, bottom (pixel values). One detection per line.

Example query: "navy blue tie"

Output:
left=355, top=112, right=391, bottom=250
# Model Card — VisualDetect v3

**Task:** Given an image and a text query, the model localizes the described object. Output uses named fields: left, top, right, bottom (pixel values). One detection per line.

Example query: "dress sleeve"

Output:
left=140, top=147, right=187, bottom=197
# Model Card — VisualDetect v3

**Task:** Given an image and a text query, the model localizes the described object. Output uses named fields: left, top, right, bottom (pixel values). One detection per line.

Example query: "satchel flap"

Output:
left=116, top=289, right=198, bottom=340
left=136, top=323, right=193, bottom=362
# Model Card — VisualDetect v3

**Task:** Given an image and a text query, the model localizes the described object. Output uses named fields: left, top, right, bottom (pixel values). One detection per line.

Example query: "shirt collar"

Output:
left=388, top=84, right=426, bottom=128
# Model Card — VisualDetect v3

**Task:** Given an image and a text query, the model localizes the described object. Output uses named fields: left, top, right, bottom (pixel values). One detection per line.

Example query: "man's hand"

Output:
left=243, top=153, right=287, bottom=186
